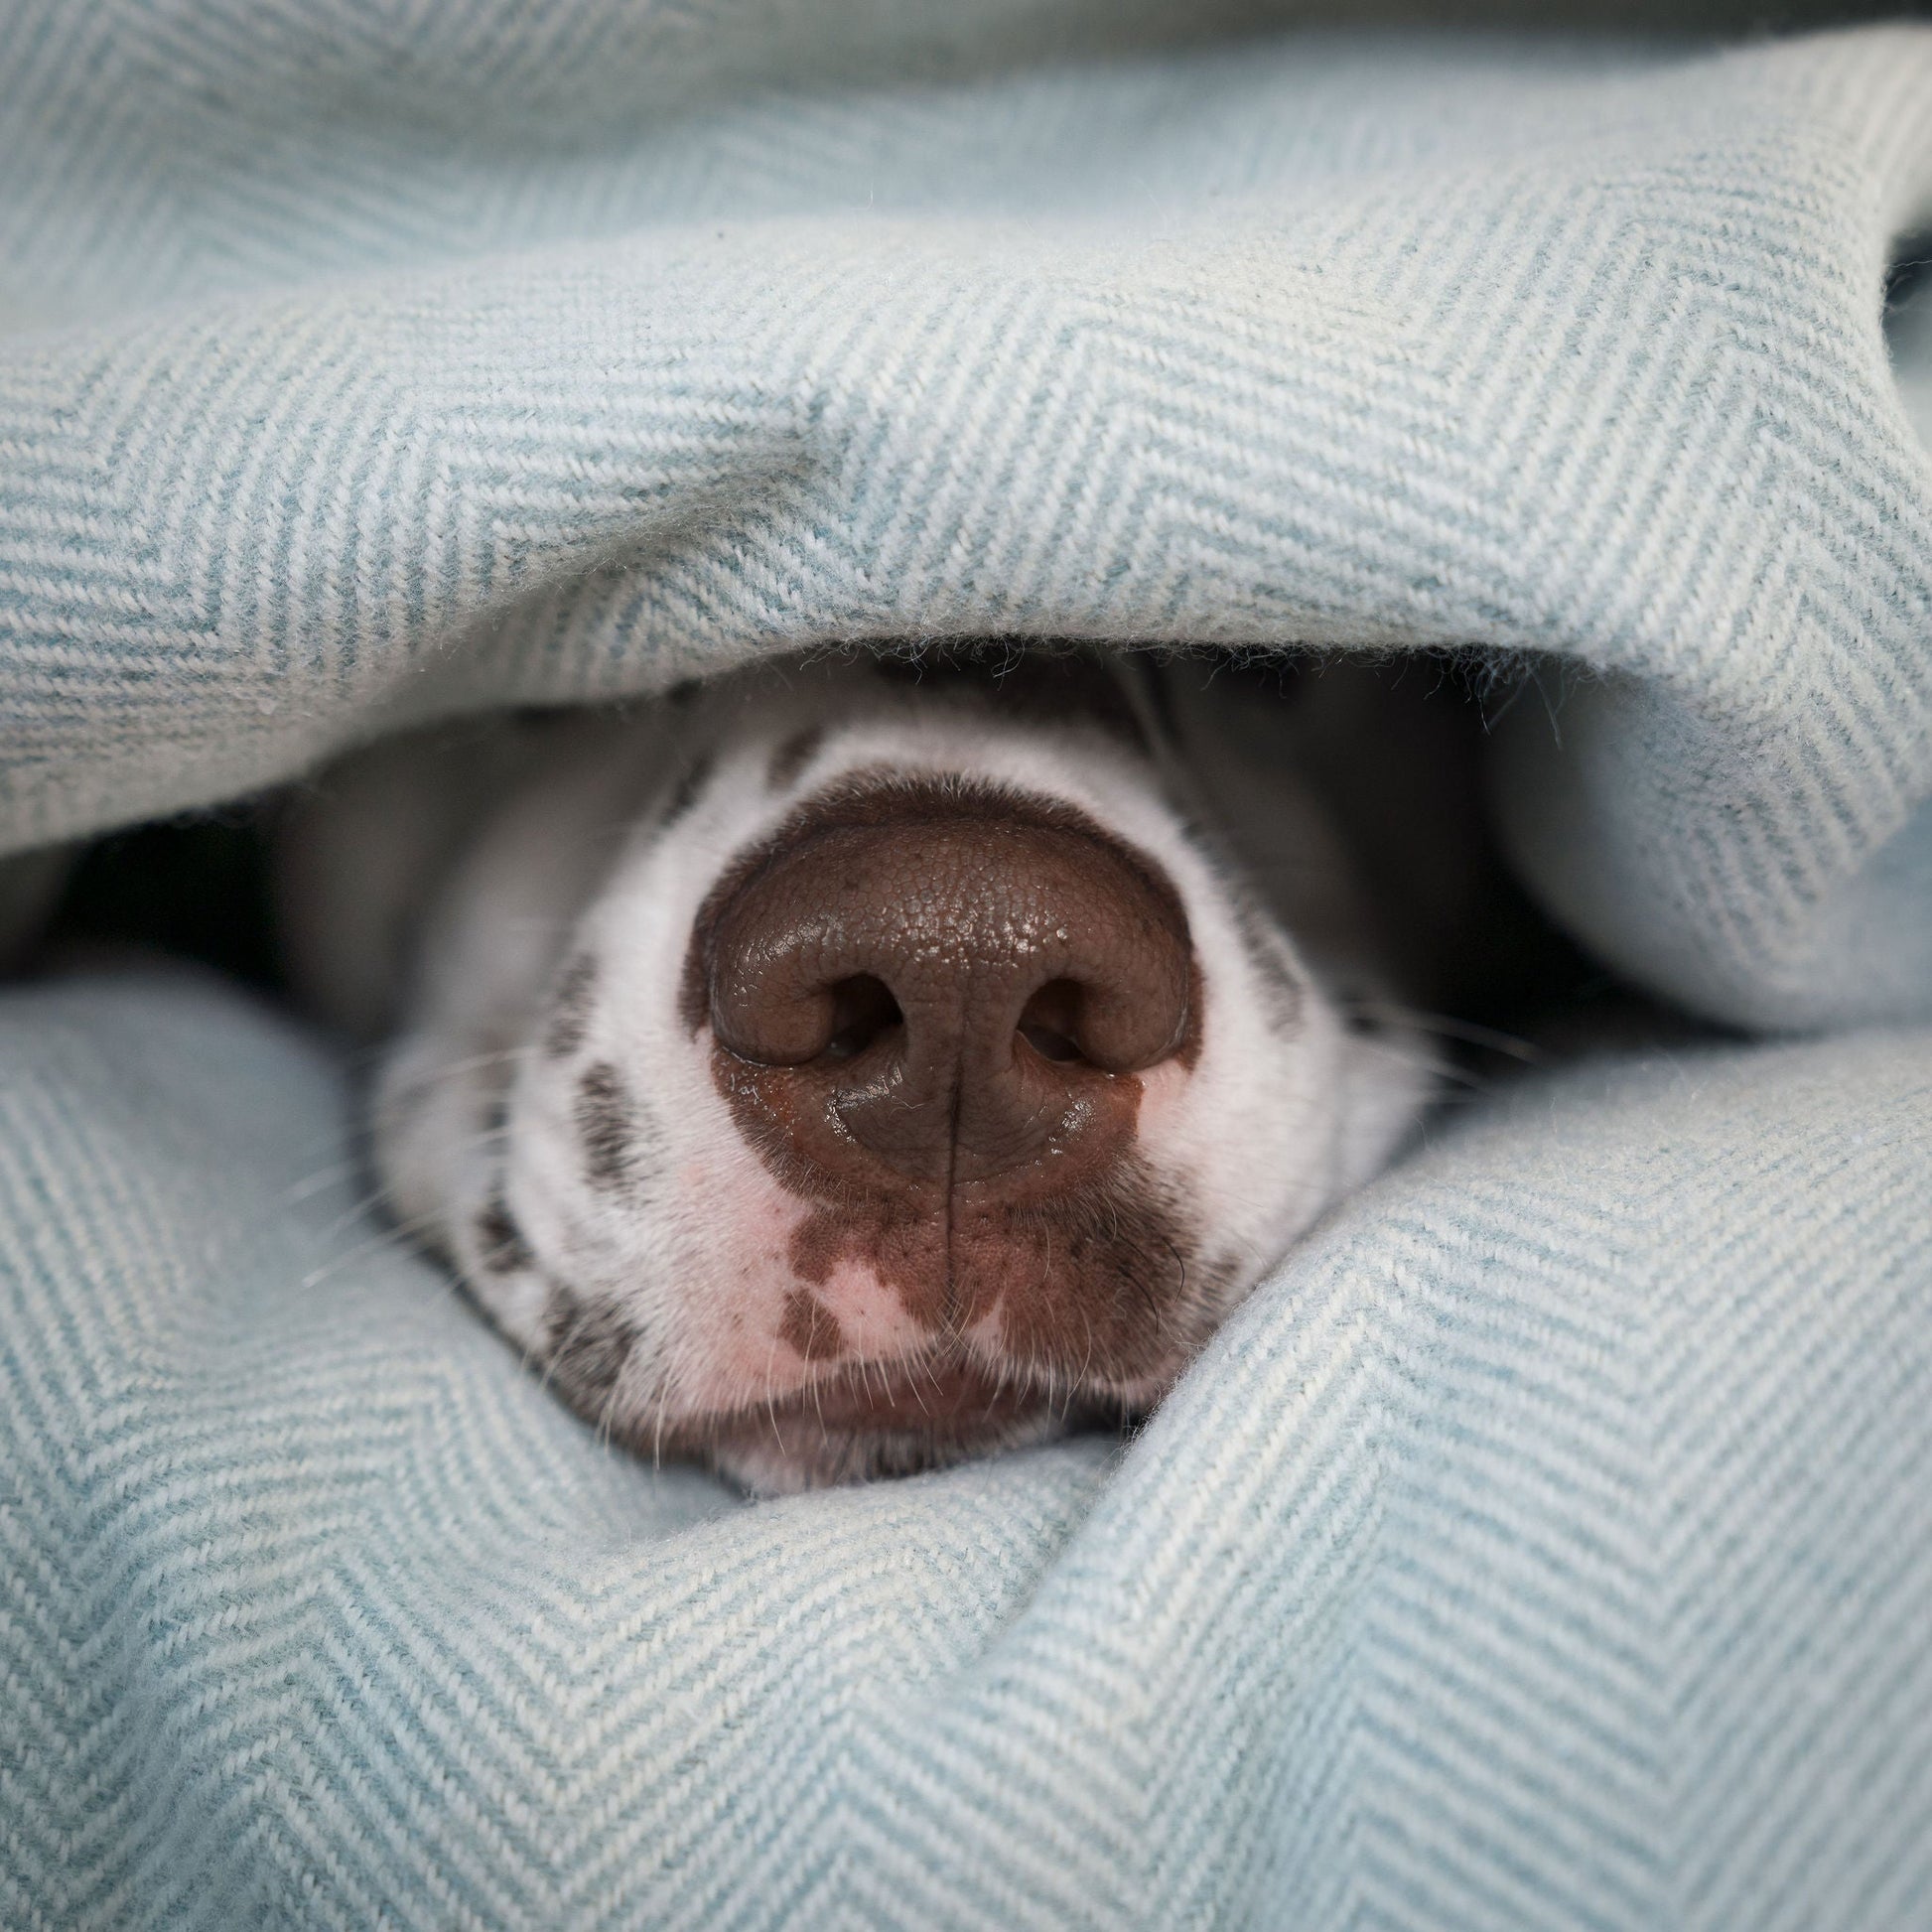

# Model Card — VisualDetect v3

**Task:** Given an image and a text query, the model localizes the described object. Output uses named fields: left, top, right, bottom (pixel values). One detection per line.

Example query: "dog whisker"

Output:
left=1349, top=1000, right=1544, bottom=1063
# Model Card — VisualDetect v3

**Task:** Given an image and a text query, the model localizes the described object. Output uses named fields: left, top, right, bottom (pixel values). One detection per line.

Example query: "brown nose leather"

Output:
left=690, top=778, right=1194, bottom=1189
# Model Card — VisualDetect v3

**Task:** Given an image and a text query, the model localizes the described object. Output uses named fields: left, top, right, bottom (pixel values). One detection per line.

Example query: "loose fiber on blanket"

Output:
left=2, top=7, right=1931, bottom=1929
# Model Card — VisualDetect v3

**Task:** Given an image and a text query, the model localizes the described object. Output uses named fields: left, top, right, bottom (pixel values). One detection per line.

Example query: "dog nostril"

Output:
left=821, top=975, right=902, bottom=1062
left=692, top=795, right=1197, bottom=1188
left=1016, top=978, right=1089, bottom=1066
left=1018, top=1026, right=1082, bottom=1063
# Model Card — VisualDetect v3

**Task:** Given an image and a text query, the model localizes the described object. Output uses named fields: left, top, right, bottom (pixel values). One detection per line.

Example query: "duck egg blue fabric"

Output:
left=3, top=8, right=1931, bottom=1926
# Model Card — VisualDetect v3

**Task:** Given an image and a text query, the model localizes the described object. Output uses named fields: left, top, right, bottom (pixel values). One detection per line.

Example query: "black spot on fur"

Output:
left=542, top=1283, right=637, bottom=1407
left=766, top=726, right=823, bottom=792
left=480, top=1091, right=509, bottom=1138
left=659, top=751, right=715, bottom=829
left=545, top=954, right=597, bottom=1059
left=576, top=1061, right=634, bottom=1190
left=476, top=1189, right=533, bottom=1273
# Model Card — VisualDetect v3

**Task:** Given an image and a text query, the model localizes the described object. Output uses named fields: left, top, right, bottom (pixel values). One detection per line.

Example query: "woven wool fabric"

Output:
left=0, top=8, right=1929, bottom=1026
left=4, top=7, right=1932, bottom=1927
left=4, top=975, right=1930, bottom=1930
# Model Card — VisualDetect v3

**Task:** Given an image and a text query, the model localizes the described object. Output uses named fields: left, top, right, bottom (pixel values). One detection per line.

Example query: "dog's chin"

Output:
left=672, top=1358, right=1132, bottom=1495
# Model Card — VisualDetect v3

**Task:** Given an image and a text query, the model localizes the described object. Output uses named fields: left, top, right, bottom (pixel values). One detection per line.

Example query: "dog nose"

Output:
left=698, top=795, right=1194, bottom=1186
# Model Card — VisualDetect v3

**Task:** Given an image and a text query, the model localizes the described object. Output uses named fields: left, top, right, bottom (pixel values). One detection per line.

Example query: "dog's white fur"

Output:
left=281, top=654, right=1436, bottom=1490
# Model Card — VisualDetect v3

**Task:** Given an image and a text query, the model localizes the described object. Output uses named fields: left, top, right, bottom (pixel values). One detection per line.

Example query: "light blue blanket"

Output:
left=3, top=8, right=1931, bottom=1926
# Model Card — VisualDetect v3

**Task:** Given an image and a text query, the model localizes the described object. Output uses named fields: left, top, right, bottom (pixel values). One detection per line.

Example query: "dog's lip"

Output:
left=731, top=1355, right=1047, bottom=1436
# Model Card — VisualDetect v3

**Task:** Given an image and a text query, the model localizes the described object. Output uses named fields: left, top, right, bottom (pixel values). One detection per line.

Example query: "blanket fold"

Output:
left=1, top=11, right=1929, bottom=1027
left=3, top=9, right=1931, bottom=1927
left=4, top=974, right=1929, bottom=1928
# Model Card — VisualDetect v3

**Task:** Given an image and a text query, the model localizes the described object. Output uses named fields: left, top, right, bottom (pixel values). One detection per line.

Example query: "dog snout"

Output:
left=698, top=785, right=1195, bottom=1190
left=678, top=775, right=1213, bottom=1405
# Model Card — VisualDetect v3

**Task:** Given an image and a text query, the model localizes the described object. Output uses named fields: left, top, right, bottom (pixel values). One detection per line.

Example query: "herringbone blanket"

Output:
left=3, top=7, right=1931, bottom=1927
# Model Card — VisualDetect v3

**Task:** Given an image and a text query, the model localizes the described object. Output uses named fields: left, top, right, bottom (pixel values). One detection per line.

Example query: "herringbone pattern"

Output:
left=3, top=978, right=1928, bottom=1929
left=5, top=9, right=1932, bottom=1925
left=0, top=15, right=1929, bottom=1023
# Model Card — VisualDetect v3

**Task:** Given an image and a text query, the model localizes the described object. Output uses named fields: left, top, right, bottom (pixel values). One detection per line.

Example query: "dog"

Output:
left=277, top=648, right=1448, bottom=1492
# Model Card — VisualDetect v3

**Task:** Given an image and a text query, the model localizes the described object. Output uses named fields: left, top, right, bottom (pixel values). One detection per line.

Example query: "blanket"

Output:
left=3, top=7, right=1931, bottom=1926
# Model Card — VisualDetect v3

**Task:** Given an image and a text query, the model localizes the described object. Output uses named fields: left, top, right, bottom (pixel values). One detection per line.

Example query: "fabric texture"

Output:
left=6, top=978, right=1931, bottom=1930
left=3, top=7, right=1932, bottom=1927
left=1, top=8, right=1930, bottom=1026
